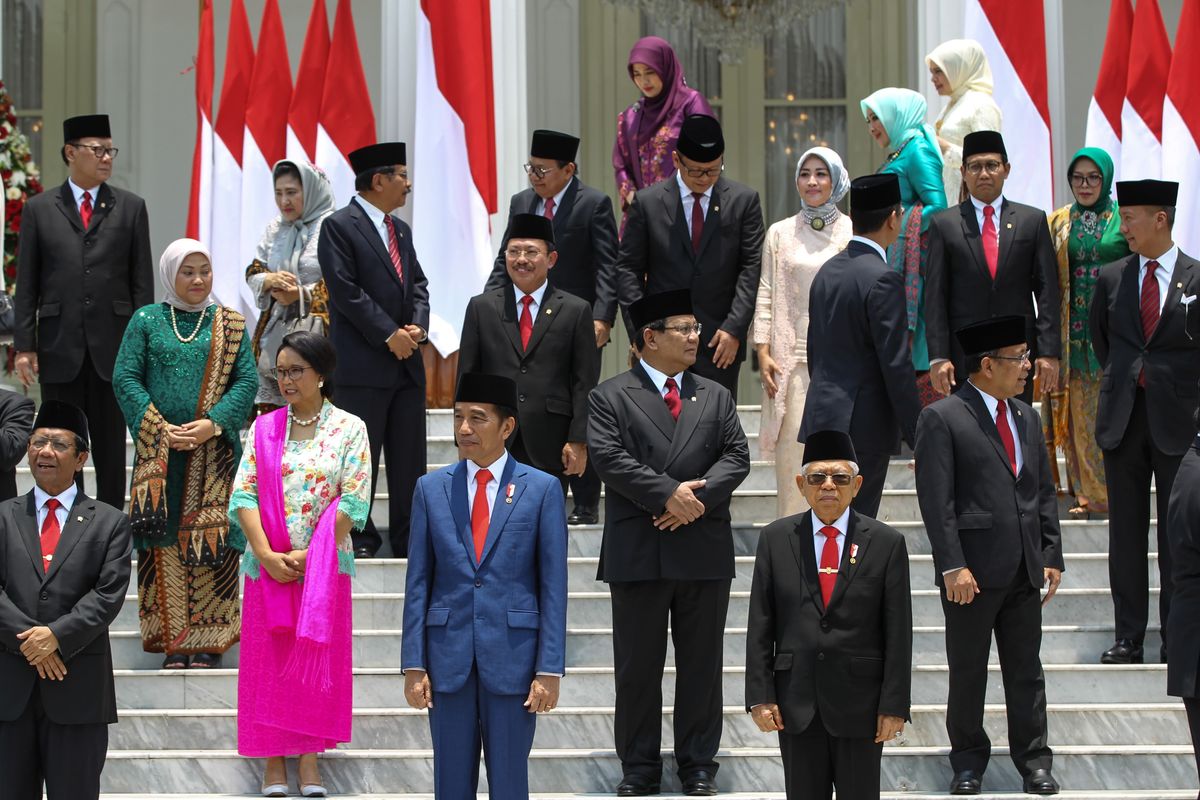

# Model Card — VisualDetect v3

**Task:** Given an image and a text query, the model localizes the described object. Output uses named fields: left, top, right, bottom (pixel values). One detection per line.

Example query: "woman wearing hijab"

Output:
left=1043, top=148, right=1128, bottom=517
left=112, top=238, right=257, bottom=669
left=754, top=147, right=852, bottom=516
left=862, top=88, right=948, bottom=386
left=612, top=35, right=713, bottom=229
left=925, top=38, right=1003, bottom=204
left=245, top=160, right=336, bottom=414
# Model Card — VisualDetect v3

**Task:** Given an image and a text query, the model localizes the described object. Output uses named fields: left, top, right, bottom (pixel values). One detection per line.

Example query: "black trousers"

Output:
left=41, top=351, right=126, bottom=510
left=568, top=457, right=601, bottom=509
left=1102, top=387, right=1181, bottom=645
left=779, top=711, right=882, bottom=800
left=942, top=562, right=1051, bottom=777
left=849, top=451, right=890, bottom=520
left=610, top=578, right=731, bottom=782
left=338, top=383, right=426, bottom=558
left=0, top=684, right=108, bottom=800
left=1185, top=696, right=1200, bottom=800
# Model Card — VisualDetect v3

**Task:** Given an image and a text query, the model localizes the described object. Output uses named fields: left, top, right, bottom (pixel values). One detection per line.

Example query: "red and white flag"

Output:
left=412, top=0, right=497, bottom=356
left=965, top=0, right=1053, bottom=211
left=1085, top=0, right=1133, bottom=184
left=238, top=0, right=292, bottom=323
left=1121, top=0, right=1171, bottom=180
left=316, top=0, right=376, bottom=207
left=287, top=0, right=329, bottom=164
left=186, top=0, right=213, bottom=244
left=210, top=0, right=254, bottom=317
left=1164, top=0, right=1200, bottom=255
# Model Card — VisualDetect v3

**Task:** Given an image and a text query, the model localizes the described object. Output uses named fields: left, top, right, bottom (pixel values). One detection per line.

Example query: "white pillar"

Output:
left=491, top=0, right=528, bottom=251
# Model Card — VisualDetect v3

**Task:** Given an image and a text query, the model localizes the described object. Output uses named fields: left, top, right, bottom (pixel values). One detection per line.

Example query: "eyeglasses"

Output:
left=804, top=472, right=854, bottom=486
left=29, top=437, right=75, bottom=453
left=678, top=160, right=724, bottom=179
left=964, top=160, right=1005, bottom=175
left=270, top=366, right=313, bottom=382
left=69, top=142, right=119, bottom=159
left=664, top=322, right=702, bottom=336
left=1069, top=173, right=1103, bottom=188
left=988, top=350, right=1032, bottom=364
left=523, top=163, right=558, bottom=179
left=505, top=247, right=547, bottom=260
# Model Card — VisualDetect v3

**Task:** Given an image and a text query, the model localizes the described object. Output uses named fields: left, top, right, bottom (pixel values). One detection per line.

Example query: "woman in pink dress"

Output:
left=612, top=35, right=714, bottom=231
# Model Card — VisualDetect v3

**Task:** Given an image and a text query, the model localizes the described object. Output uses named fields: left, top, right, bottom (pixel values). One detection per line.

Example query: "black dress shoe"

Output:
left=567, top=505, right=599, bottom=525
left=615, top=776, right=659, bottom=796
left=682, top=770, right=718, bottom=796
left=1022, top=768, right=1060, bottom=795
left=1100, top=638, right=1144, bottom=664
left=949, top=770, right=982, bottom=795
left=353, top=546, right=376, bottom=559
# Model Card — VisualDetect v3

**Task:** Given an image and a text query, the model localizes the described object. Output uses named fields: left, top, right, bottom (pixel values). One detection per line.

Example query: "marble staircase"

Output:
left=16, top=406, right=1193, bottom=798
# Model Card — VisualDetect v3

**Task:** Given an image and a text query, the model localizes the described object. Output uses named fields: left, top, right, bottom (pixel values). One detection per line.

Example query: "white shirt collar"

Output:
left=540, top=179, right=571, bottom=213
left=516, top=280, right=549, bottom=313
left=353, top=194, right=389, bottom=228
left=1139, top=245, right=1179, bottom=274
left=849, top=235, right=888, bottom=261
left=34, top=482, right=78, bottom=516
left=810, top=506, right=850, bottom=538
left=466, top=449, right=509, bottom=487
left=967, top=379, right=1004, bottom=415
left=676, top=171, right=712, bottom=200
left=638, top=358, right=685, bottom=395
left=970, top=193, right=1004, bottom=220
left=68, top=178, right=98, bottom=207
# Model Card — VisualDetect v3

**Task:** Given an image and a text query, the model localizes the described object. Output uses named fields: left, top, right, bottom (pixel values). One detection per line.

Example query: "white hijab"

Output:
left=158, top=238, right=215, bottom=313
left=925, top=39, right=994, bottom=98
left=794, top=146, right=850, bottom=224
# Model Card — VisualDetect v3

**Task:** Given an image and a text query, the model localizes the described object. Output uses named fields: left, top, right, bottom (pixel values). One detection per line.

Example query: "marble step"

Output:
left=95, top=744, right=1200, bottom=794
left=110, top=702, right=1191, bottom=752
left=114, top=586, right=1155, bottom=633
left=111, top=663, right=1171, bottom=710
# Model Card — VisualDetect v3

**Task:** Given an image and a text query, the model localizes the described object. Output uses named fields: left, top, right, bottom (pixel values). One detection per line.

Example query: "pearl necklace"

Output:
left=170, top=305, right=209, bottom=344
left=288, top=406, right=321, bottom=427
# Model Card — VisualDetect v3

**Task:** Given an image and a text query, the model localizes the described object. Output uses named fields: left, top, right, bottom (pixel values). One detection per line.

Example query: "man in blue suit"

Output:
left=402, top=372, right=568, bottom=800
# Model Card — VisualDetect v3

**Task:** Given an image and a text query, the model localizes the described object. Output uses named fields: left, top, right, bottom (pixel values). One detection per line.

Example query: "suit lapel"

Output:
left=961, top=384, right=1017, bottom=478
left=695, top=181, right=721, bottom=261
left=15, top=493, right=43, bottom=576
left=447, top=463, right=476, bottom=568
left=624, top=364, right=677, bottom=441
left=1118, top=256, right=1146, bottom=344
left=1013, top=400, right=1035, bottom=477
left=523, top=190, right=540, bottom=215
left=666, top=183, right=694, bottom=262
left=787, top=514, right=825, bottom=615
left=1152, top=256, right=1198, bottom=342
left=350, top=202, right=404, bottom=292
left=523, top=287, right=561, bottom=356
left=959, top=202, right=990, bottom=281
left=43, top=496, right=94, bottom=584
left=995, top=199, right=1017, bottom=280
left=54, top=182, right=85, bottom=233
left=479, top=456, right=521, bottom=568
left=553, top=178, right=580, bottom=237
left=664, top=372, right=705, bottom=467
left=826, top=513, right=870, bottom=612
left=497, top=285, right=525, bottom=357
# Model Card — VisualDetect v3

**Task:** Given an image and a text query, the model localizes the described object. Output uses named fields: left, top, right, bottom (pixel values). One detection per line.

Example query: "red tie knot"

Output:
left=521, top=295, right=533, bottom=309
left=45, top=498, right=61, bottom=513
left=820, top=525, right=839, bottom=540
left=665, top=377, right=677, bottom=390
left=476, top=468, right=493, bottom=486
left=1147, top=259, right=1159, bottom=275
left=983, top=205, right=994, bottom=219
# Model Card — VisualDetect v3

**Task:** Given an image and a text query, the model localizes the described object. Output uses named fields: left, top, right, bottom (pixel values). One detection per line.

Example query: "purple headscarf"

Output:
left=627, top=36, right=695, bottom=153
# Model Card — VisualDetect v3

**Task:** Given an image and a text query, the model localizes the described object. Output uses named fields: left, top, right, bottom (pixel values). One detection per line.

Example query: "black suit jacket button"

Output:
left=817, top=651, right=825, bottom=661
left=519, top=393, right=527, bottom=402
left=83, top=296, right=92, bottom=304
left=521, top=366, right=528, bottom=374
left=40, top=592, right=48, bottom=601
left=474, top=579, right=482, bottom=588
left=820, top=620, right=831, bottom=632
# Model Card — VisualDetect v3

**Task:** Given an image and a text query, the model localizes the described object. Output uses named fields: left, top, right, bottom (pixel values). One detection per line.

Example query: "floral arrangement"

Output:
left=0, top=79, right=44, bottom=291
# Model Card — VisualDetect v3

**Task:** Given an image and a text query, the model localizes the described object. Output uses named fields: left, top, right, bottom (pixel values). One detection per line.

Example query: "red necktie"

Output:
left=471, top=468, right=493, bottom=562
left=982, top=205, right=998, bottom=278
left=995, top=399, right=1018, bottom=475
left=80, top=191, right=93, bottom=229
left=386, top=217, right=404, bottom=283
left=691, top=192, right=704, bottom=254
left=40, top=498, right=62, bottom=573
left=543, top=197, right=555, bottom=220
left=818, top=525, right=840, bottom=607
left=1139, top=260, right=1161, bottom=387
left=664, top=377, right=682, bottom=421
left=519, top=295, right=534, bottom=350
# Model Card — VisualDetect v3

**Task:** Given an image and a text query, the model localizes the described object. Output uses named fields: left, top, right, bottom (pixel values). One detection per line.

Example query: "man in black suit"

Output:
left=1089, top=179, right=1200, bottom=665
left=14, top=114, right=153, bottom=509
left=800, top=174, right=921, bottom=517
left=0, top=401, right=132, bottom=799
left=459, top=214, right=598, bottom=498
left=0, top=390, right=35, bottom=501
left=484, top=129, right=618, bottom=524
left=746, top=429, right=911, bottom=800
left=616, top=114, right=765, bottom=399
left=318, top=142, right=430, bottom=558
left=588, top=290, right=750, bottom=796
left=1166, top=416, right=1200, bottom=792
left=915, top=316, right=1064, bottom=796
left=925, top=130, right=1059, bottom=403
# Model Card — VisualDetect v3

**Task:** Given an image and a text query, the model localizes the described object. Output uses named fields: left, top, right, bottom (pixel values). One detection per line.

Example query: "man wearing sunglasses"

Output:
left=615, top=114, right=765, bottom=399
left=14, top=114, right=153, bottom=512
left=924, top=130, right=1060, bottom=404
left=914, top=315, right=1065, bottom=796
left=746, top=429, right=912, bottom=800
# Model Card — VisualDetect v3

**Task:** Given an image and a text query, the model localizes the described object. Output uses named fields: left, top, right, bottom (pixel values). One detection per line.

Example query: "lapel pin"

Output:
left=713, top=205, right=719, bottom=212
left=690, top=396, right=696, bottom=401
left=100, top=202, right=106, bottom=209
left=505, top=483, right=515, bottom=504
left=546, top=308, right=553, bottom=315
left=1179, top=282, right=1185, bottom=289
left=850, top=543, right=859, bottom=564
left=1006, top=222, right=1012, bottom=229
left=77, top=516, right=84, bottom=522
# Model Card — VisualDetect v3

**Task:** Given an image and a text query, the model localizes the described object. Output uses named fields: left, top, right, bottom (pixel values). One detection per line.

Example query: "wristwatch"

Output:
left=211, top=420, right=223, bottom=437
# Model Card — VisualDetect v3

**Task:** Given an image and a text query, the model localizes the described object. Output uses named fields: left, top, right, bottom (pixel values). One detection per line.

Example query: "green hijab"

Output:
left=861, top=87, right=944, bottom=168
left=1068, top=147, right=1115, bottom=213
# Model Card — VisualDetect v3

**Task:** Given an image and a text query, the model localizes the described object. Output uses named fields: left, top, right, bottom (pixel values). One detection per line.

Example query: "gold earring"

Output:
left=318, top=380, right=325, bottom=388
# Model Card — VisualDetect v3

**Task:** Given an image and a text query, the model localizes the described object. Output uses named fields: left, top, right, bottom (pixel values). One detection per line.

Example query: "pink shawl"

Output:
left=237, top=408, right=352, bottom=757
